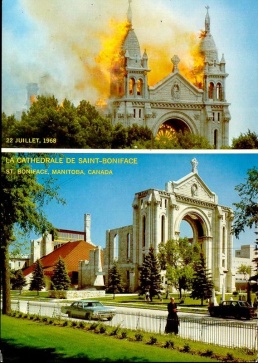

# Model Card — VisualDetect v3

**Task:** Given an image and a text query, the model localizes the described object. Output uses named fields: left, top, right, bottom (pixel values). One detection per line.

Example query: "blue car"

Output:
left=61, top=299, right=116, bottom=321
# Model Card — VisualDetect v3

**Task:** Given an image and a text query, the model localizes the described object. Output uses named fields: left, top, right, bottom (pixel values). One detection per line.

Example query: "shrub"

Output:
left=226, top=353, right=234, bottom=360
left=77, top=321, right=85, bottom=329
left=70, top=320, right=78, bottom=327
left=203, top=349, right=213, bottom=357
left=120, top=330, right=127, bottom=339
left=164, top=340, right=174, bottom=349
left=110, top=325, right=121, bottom=336
left=89, top=322, right=98, bottom=330
left=135, top=333, right=143, bottom=341
left=99, top=325, right=107, bottom=334
left=148, top=336, right=157, bottom=345
left=183, top=343, right=191, bottom=353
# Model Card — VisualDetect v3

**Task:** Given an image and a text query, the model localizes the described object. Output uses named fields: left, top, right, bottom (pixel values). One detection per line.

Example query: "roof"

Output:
left=23, top=240, right=98, bottom=277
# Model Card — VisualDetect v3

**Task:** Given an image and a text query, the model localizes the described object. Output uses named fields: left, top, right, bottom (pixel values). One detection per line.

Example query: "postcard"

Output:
left=2, top=0, right=257, bottom=149
left=1, top=0, right=258, bottom=361
left=2, top=151, right=258, bottom=361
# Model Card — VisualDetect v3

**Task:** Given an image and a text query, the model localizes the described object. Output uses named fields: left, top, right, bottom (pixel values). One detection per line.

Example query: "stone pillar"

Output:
left=84, top=214, right=91, bottom=243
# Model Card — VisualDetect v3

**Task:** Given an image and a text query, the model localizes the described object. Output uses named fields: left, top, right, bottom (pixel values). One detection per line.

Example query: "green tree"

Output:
left=1, top=152, right=65, bottom=314
left=232, top=130, right=258, bottom=149
left=152, top=131, right=213, bottom=150
left=10, top=269, right=27, bottom=294
left=158, top=238, right=200, bottom=298
left=176, top=131, right=213, bottom=149
left=29, top=259, right=45, bottom=295
left=51, top=257, right=71, bottom=291
left=1, top=112, right=19, bottom=147
left=107, top=262, right=123, bottom=299
left=126, top=124, right=153, bottom=148
left=139, top=246, right=162, bottom=301
left=190, top=252, right=214, bottom=305
left=236, top=264, right=252, bottom=279
left=232, top=167, right=258, bottom=239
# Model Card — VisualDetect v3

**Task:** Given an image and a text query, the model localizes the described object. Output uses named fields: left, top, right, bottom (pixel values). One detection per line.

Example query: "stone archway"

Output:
left=156, top=119, right=190, bottom=141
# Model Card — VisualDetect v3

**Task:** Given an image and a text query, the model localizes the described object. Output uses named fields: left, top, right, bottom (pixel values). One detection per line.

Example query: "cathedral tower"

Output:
left=108, top=3, right=231, bottom=148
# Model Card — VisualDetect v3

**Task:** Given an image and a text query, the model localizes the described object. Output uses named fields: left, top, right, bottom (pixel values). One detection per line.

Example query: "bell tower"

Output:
left=200, top=6, right=231, bottom=148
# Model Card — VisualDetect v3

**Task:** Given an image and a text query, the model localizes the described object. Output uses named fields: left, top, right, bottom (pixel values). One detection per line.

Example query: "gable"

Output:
left=167, top=172, right=217, bottom=204
left=23, top=240, right=99, bottom=277
left=149, top=73, right=203, bottom=103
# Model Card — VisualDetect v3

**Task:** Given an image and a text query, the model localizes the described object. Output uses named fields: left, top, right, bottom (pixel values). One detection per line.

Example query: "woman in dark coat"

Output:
left=165, top=297, right=179, bottom=334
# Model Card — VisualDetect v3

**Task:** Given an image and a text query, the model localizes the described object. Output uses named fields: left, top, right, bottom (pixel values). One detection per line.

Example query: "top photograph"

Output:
left=2, top=0, right=258, bottom=150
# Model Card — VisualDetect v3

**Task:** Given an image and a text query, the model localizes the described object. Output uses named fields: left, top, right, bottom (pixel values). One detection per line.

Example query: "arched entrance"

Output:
left=156, top=119, right=191, bottom=141
left=179, top=212, right=206, bottom=251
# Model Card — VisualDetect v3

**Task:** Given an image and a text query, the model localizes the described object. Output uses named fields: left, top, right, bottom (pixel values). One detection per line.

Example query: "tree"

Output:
left=1, top=152, right=65, bottom=314
left=1, top=112, right=19, bottom=147
left=190, top=252, right=214, bottom=305
left=158, top=238, right=200, bottom=298
left=232, top=167, right=258, bottom=239
left=29, top=259, right=45, bottom=295
left=10, top=269, right=27, bottom=294
left=107, top=262, right=123, bottom=299
left=232, top=130, right=258, bottom=149
left=51, top=257, right=71, bottom=291
left=139, top=246, right=162, bottom=301
left=236, top=264, right=252, bottom=280
left=152, top=131, right=213, bottom=150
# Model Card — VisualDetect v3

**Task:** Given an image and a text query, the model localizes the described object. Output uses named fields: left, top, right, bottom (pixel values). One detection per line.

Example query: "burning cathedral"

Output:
left=107, top=2, right=231, bottom=149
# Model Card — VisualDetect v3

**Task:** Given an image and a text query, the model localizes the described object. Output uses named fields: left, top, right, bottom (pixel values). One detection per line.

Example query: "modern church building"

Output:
left=107, top=2, right=231, bottom=148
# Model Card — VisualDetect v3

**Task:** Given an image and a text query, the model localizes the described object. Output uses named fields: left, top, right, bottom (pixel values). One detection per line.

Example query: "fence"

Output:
left=11, top=300, right=258, bottom=351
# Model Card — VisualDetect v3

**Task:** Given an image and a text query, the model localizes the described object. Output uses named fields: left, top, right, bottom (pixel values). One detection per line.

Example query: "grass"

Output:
left=1, top=313, right=255, bottom=362
left=1, top=315, right=218, bottom=362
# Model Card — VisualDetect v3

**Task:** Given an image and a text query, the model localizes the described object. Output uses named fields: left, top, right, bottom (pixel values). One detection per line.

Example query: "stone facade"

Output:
left=103, top=159, right=235, bottom=294
left=107, top=3, right=231, bottom=148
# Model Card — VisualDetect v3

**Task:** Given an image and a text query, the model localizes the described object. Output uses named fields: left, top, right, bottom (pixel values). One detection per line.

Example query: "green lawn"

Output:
left=1, top=315, right=220, bottom=362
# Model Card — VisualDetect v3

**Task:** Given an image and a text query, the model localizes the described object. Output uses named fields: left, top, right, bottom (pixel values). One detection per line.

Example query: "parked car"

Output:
left=61, top=299, right=116, bottom=321
left=208, top=300, right=256, bottom=320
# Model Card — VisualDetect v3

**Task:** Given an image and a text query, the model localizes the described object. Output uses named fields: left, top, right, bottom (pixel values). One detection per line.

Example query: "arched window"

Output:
left=113, top=234, right=119, bottom=261
left=137, top=79, right=143, bottom=96
left=214, top=129, right=218, bottom=149
left=127, top=233, right=130, bottom=259
left=129, top=78, right=135, bottom=95
left=161, top=215, right=165, bottom=242
left=222, top=227, right=226, bottom=254
left=216, top=83, right=222, bottom=101
left=208, top=82, right=215, bottom=99
left=142, top=216, right=146, bottom=247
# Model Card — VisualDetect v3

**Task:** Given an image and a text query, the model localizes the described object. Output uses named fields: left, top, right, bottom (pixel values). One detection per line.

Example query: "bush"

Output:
left=120, top=330, right=127, bottom=339
left=183, top=343, right=191, bottom=353
left=148, top=336, right=157, bottom=345
left=135, top=333, right=143, bottom=341
left=99, top=325, right=107, bottom=334
left=110, top=325, right=120, bottom=336
left=164, top=340, right=175, bottom=349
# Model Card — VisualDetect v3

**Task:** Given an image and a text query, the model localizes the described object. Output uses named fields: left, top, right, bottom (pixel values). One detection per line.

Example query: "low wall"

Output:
left=48, top=290, right=106, bottom=299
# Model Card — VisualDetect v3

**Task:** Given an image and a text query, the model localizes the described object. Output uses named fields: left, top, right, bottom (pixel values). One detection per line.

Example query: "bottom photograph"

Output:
left=1, top=151, right=258, bottom=362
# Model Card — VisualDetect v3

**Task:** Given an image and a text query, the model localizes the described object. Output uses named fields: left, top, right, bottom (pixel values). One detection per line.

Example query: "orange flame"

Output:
left=75, top=20, right=205, bottom=103
left=30, top=95, right=37, bottom=104
left=144, top=31, right=205, bottom=89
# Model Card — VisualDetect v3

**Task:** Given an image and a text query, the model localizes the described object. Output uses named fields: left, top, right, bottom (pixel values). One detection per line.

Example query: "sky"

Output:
left=12, top=150, right=257, bottom=255
left=2, top=0, right=258, bottom=143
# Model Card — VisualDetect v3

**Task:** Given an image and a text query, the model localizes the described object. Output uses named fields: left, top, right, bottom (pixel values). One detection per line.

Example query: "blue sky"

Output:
left=19, top=150, right=257, bottom=254
left=2, top=0, right=258, bottom=143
